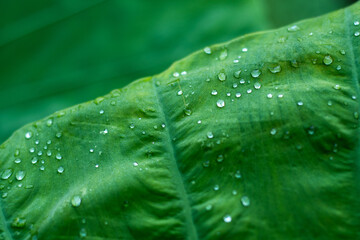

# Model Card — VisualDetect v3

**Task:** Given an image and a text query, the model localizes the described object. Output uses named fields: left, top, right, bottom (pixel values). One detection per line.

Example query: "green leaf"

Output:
left=0, top=0, right=355, bottom=143
left=1, top=2, right=360, bottom=239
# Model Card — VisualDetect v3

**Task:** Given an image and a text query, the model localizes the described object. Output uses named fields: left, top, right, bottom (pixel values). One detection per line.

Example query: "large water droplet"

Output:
left=15, top=171, right=25, bottom=181
left=219, top=49, right=228, bottom=60
left=71, top=196, right=82, bottom=207
left=323, top=55, right=333, bottom=65
left=251, top=69, right=261, bottom=78
left=1, top=169, right=13, bottom=180
left=354, top=20, right=360, bottom=26
left=218, top=72, right=226, bottom=81
left=354, top=31, right=360, bottom=37
left=216, top=100, right=225, bottom=108
left=234, top=70, right=241, bottom=78
left=57, top=166, right=64, bottom=174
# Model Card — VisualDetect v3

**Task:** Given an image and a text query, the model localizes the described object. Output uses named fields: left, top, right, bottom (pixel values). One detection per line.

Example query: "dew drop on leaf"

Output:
left=15, top=171, right=25, bottom=181
left=234, top=170, right=241, bottom=179
left=323, top=55, right=333, bottom=65
left=57, top=167, right=64, bottom=174
left=218, top=72, right=226, bottom=81
left=234, top=71, right=241, bottom=78
left=71, top=196, right=82, bottom=207
left=203, top=47, right=211, bottom=54
left=254, top=82, right=261, bottom=89
left=241, top=196, right=250, bottom=207
left=219, top=49, right=228, bottom=60
left=354, top=20, right=360, bottom=26
left=202, top=160, right=210, bottom=168
left=216, top=155, right=224, bottom=163
left=207, top=132, right=214, bottom=139
left=211, top=90, right=218, bottom=96
left=269, top=65, right=281, bottom=73
left=270, top=128, right=277, bottom=135
left=213, top=185, right=219, bottom=191
left=1, top=169, right=12, bottom=180
left=223, top=215, right=232, bottom=223
left=25, top=132, right=32, bottom=139
left=287, top=25, right=300, bottom=32
left=177, top=90, right=183, bottom=96
left=216, top=99, right=225, bottom=108
left=251, top=69, right=261, bottom=78
left=235, top=93, right=241, bottom=98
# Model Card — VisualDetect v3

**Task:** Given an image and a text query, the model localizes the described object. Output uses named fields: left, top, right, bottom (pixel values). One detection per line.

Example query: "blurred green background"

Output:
left=0, top=0, right=356, bottom=143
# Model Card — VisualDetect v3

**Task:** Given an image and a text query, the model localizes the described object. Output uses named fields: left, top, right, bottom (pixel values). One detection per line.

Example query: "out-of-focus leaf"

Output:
left=0, top=2, right=359, bottom=239
left=0, top=0, right=355, bottom=144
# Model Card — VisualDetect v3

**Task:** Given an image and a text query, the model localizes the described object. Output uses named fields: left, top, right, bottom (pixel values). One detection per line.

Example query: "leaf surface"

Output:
left=0, top=2, right=360, bottom=239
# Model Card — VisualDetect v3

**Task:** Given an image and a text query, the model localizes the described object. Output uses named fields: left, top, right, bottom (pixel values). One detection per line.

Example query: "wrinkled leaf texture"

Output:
left=0, top=2, right=360, bottom=240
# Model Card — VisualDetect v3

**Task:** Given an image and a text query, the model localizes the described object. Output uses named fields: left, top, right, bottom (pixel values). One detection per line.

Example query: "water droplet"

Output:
left=323, top=55, right=333, bottom=65
left=205, top=204, right=212, bottom=211
left=57, top=166, right=64, bottom=174
left=270, top=128, right=277, bottom=135
left=340, top=50, right=346, bottom=55
left=278, top=94, right=284, bottom=98
left=219, top=49, right=228, bottom=60
left=354, top=112, right=359, bottom=119
left=269, top=65, right=281, bottom=73
left=181, top=71, right=187, bottom=76
left=291, top=60, right=299, bottom=68
left=216, top=155, right=224, bottom=163
left=203, top=47, right=211, bottom=54
left=241, top=196, right=250, bottom=207
left=207, top=132, right=214, bottom=139
left=232, top=83, right=238, bottom=88
left=71, top=196, right=82, bottom=207
left=336, top=65, right=342, bottom=71
left=11, top=217, right=26, bottom=228
left=307, top=126, right=315, bottom=135
left=267, top=93, right=273, bottom=99
left=233, top=59, right=239, bottom=63
left=184, top=108, right=192, bottom=116
left=297, top=101, right=303, bottom=106
left=216, top=100, right=225, bottom=108
left=235, top=93, right=241, bottom=98
left=226, top=92, right=231, bottom=97
left=39, top=166, right=45, bottom=171
left=354, top=20, right=360, bottom=26
left=242, top=48, right=248, bottom=52
left=223, top=215, right=232, bottom=223
left=31, top=157, right=38, bottom=164
left=202, top=160, right=210, bottom=168
left=197, top=120, right=202, bottom=124
left=14, top=158, right=21, bottom=164
left=239, top=79, right=245, bottom=84
left=56, top=132, right=62, bottom=138
left=15, top=171, right=25, bottom=181
left=288, top=25, right=300, bottom=32
left=1, top=169, right=12, bottom=180
left=352, top=95, right=357, bottom=100
left=213, top=185, right=219, bottom=191
left=232, top=190, right=238, bottom=195
left=354, top=31, right=360, bottom=37
left=218, top=72, right=226, bottom=81
left=133, top=162, right=138, bottom=167
left=247, top=89, right=252, bottom=94
left=46, top=119, right=53, bottom=127
left=234, top=170, right=241, bottom=179
left=99, top=110, right=104, bottom=115
left=25, top=132, right=32, bottom=139
left=89, top=149, right=94, bottom=153
left=211, top=90, right=218, bottom=96
left=233, top=70, right=241, bottom=78
left=177, top=90, right=183, bottom=96
left=173, top=72, right=180, bottom=77
left=79, top=228, right=87, bottom=238
left=333, top=84, right=341, bottom=90
left=47, top=150, right=52, bottom=157
left=251, top=69, right=261, bottom=78
left=129, top=123, right=135, bottom=129
left=254, top=82, right=261, bottom=89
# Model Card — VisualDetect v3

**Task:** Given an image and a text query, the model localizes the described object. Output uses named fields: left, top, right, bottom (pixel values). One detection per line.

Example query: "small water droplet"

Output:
left=211, top=90, right=218, bottom=96
left=14, top=158, right=21, bottom=164
left=247, top=89, right=252, bottom=94
left=354, top=112, right=359, bottom=119
left=57, top=166, right=64, bottom=174
left=129, top=123, right=135, bottom=129
left=297, top=101, right=303, bottom=106
left=307, top=126, right=315, bottom=135
left=205, top=204, right=212, bottom=211
left=291, top=60, right=299, bottom=68
left=39, top=166, right=45, bottom=171
left=239, top=79, right=245, bottom=84
left=235, top=93, right=241, bottom=98
left=11, top=217, right=26, bottom=228
left=340, top=50, right=346, bottom=55
left=15, top=171, right=25, bottom=181
left=173, top=72, right=180, bottom=77
left=232, top=83, right=238, bottom=88
left=71, top=196, right=82, bottom=207
left=354, top=31, right=360, bottom=37
left=184, top=108, right=192, bottom=116
left=207, top=132, right=214, bottom=139
left=323, top=55, right=333, bottom=65
left=181, top=71, right=187, bottom=76
left=269, top=65, right=281, bottom=73
left=219, top=49, right=228, bottom=60
left=270, top=128, right=277, bottom=135
left=223, top=215, right=232, bottom=223
left=218, top=72, right=226, bottom=81
left=267, top=93, right=273, bottom=99
left=354, top=20, right=360, bottom=26
left=197, top=120, right=202, bottom=124
left=177, top=90, right=183, bottom=96
left=278, top=94, right=284, bottom=98
left=89, top=149, right=94, bottom=153
left=133, top=162, right=139, bottom=167
left=79, top=228, right=87, bottom=238
left=216, top=99, right=225, bottom=108
left=25, top=132, right=32, bottom=139
left=336, top=65, right=342, bottom=71
left=233, top=70, right=241, bottom=78
left=56, top=132, right=62, bottom=138
left=251, top=69, right=261, bottom=78
left=216, top=155, right=224, bottom=163
left=99, top=110, right=104, bottom=115
left=203, top=47, right=212, bottom=54
left=254, top=82, right=261, bottom=89
left=46, top=119, right=53, bottom=127
left=31, top=157, right=38, bottom=164
left=202, top=160, right=210, bottom=168
left=288, top=25, right=300, bottom=32
left=232, top=190, right=238, bottom=195
left=213, top=185, right=219, bottom=191
left=241, top=196, right=250, bottom=207
left=333, top=84, right=341, bottom=90
left=242, top=48, right=248, bottom=52
left=234, top=170, right=241, bottom=179
left=226, top=92, right=231, bottom=97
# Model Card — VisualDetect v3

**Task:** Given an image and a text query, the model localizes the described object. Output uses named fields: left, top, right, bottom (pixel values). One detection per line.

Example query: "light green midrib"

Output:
left=344, top=6, right=360, bottom=236
left=151, top=79, right=199, bottom=240
left=0, top=202, right=13, bottom=240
